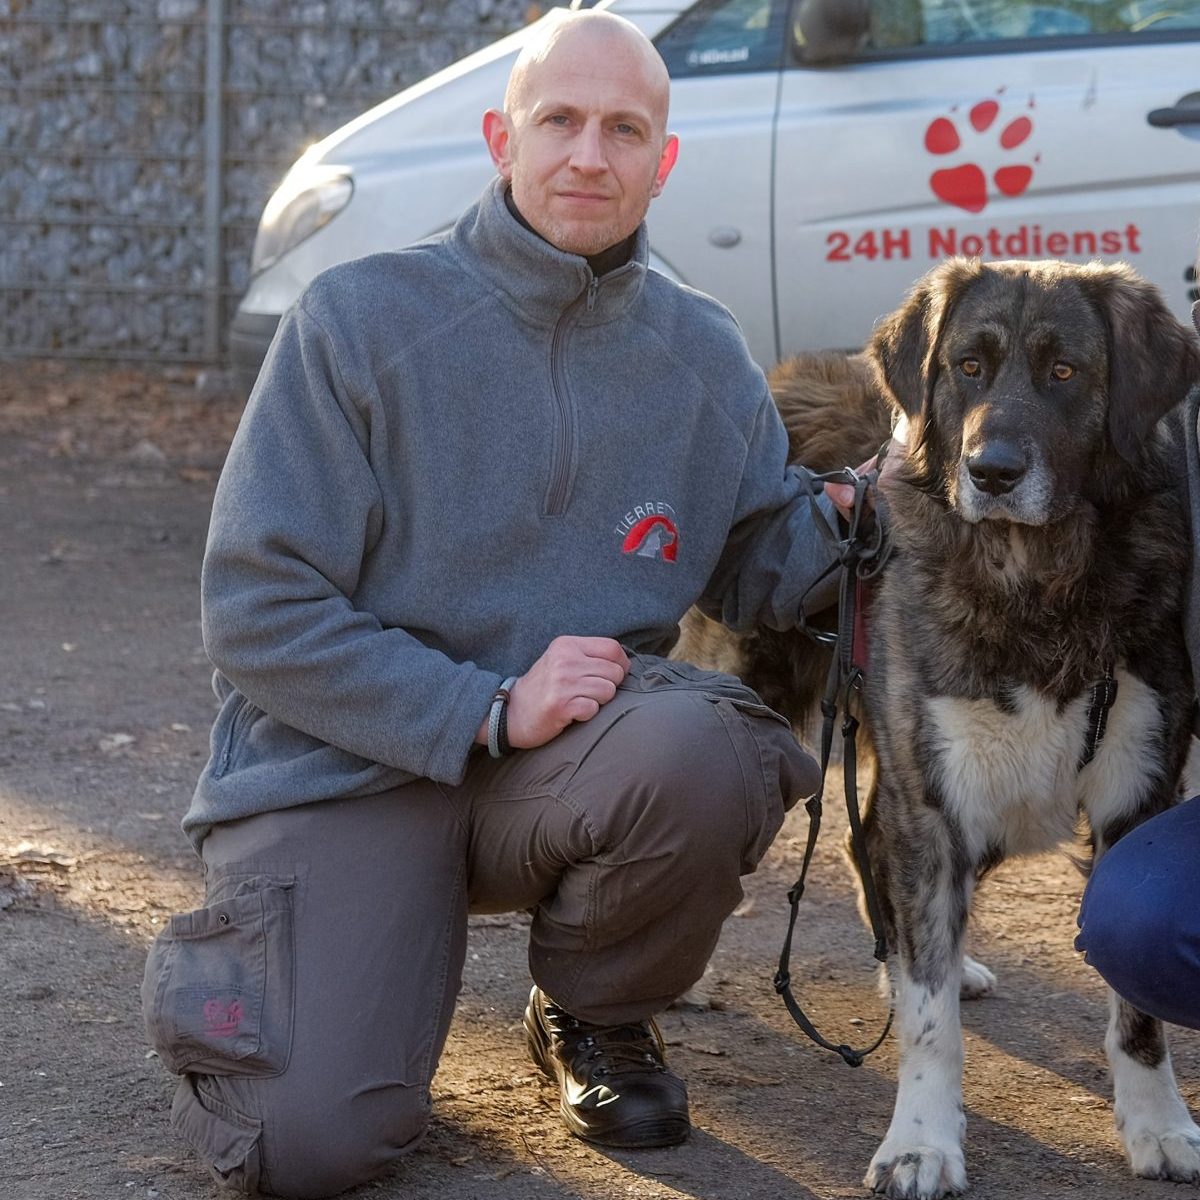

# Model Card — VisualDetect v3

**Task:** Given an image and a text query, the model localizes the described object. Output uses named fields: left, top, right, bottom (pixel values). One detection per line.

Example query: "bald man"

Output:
left=142, top=11, right=839, bottom=1196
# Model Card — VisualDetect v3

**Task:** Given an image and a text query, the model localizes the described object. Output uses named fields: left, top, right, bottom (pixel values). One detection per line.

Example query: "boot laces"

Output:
left=544, top=1000, right=668, bottom=1079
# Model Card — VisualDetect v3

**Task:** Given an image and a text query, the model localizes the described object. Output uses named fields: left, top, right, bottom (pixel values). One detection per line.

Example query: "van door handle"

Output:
left=1148, top=92, right=1200, bottom=127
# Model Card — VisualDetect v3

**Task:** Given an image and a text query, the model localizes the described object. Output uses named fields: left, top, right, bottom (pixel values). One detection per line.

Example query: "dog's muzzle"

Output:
left=957, top=437, right=1052, bottom=525
left=966, top=439, right=1026, bottom=497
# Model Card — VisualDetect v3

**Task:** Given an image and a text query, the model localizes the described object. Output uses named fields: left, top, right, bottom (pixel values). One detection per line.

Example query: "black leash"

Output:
left=773, top=463, right=894, bottom=1068
left=1078, top=664, right=1118, bottom=769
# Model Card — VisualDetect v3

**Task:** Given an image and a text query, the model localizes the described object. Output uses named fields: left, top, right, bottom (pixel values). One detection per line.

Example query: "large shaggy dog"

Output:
left=681, top=259, right=1200, bottom=1197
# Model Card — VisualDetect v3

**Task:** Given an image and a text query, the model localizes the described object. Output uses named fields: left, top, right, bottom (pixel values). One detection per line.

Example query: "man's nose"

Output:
left=569, top=121, right=607, bottom=172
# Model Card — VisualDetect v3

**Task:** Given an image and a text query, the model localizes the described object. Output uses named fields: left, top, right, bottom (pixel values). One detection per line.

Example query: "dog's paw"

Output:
left=671, top=964, right=717, bottom=1010
left=959, top=954, right=996, bottom=1001
left=1125, top=1123, right=1200, bottom=1183
left=865, top=1143, right=967, bottom=1199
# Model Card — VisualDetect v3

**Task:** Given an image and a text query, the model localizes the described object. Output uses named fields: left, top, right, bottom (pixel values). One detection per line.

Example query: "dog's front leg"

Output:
left=1107, top=992, right=1200, bottom=1183
left=866, top=964, right=967, bottom=1198
left=865, top=824, right=971, bottom=1199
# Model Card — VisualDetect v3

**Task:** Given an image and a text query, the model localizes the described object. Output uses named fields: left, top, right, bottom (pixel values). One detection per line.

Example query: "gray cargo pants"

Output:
left=142, top=656, right=819, bottom=1198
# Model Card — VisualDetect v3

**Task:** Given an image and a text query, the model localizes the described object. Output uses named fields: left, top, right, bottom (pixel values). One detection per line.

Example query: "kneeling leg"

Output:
left=143, top=785, right=468, bottom=1198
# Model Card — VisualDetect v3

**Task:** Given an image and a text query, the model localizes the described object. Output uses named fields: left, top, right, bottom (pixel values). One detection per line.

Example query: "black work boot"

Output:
left=524, top=985, right=690, bottom=1148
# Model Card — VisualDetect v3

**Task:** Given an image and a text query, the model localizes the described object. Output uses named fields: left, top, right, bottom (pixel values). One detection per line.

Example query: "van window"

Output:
left=655, top=0, right=789, bottom=76
left=912, top=1, right=1200, bottom=45
left=799, top=0, right=1200, bottom=60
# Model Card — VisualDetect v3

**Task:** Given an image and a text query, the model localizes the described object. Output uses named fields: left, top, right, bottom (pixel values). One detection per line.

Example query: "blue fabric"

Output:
left=1076, top=796, right=1200, bottom=1029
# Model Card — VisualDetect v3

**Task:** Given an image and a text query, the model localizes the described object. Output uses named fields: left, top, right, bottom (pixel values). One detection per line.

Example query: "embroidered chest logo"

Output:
left=616, top=502, right=679, bottom=563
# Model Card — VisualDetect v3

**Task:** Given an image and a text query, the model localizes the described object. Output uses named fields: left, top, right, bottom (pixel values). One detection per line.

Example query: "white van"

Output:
left=231, top=0, right=1200, bottom=392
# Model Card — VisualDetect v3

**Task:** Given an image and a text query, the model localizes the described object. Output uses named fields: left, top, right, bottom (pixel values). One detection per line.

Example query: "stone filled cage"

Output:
left=1, top=0, right=531, bottom=364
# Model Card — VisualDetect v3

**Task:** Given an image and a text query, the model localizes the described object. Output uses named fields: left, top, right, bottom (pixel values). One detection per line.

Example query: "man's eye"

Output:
left=960, top=358, right=981, bottom=377
left=1051, top=362, right=1075, bottom=381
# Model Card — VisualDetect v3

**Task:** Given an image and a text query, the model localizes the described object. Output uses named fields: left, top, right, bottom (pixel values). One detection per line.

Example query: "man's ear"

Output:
left=650, top=134, right=679, bottom=198
left=482, top=109, right=513, bottom=178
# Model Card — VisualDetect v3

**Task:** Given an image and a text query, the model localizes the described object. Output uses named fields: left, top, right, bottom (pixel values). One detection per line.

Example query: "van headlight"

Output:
left=250, top=161, right=354, bottom=275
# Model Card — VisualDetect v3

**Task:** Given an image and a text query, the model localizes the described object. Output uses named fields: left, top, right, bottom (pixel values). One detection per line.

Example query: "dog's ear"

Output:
left=1080, top=264, right=1200, bottom=463
left=868, top=257, right=982, bottom=418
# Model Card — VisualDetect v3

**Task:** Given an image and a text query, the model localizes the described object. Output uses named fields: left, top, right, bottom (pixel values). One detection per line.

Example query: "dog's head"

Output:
left=869, top=258, right=1200, bottom=525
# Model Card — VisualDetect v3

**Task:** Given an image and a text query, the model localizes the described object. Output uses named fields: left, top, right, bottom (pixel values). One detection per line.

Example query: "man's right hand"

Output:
left=479, top=636, right=630, bottom=751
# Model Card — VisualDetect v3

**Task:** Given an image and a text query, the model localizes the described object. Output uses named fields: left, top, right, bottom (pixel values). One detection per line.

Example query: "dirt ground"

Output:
left=2, top=360, right=1199, bottom=1200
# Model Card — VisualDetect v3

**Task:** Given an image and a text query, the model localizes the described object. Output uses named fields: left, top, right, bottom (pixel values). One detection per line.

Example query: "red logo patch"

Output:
left=623, top=516, right=679, bottom=562
left=615, top=502, right=680, bottom=563
left=203, top=997, right=244, bottom=1038
left=925, top=91, right=1038, bottom=214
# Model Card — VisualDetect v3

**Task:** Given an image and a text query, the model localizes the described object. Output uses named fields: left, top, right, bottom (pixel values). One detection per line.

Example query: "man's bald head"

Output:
left=481, top=7, right=679, bottom=256
left=504, top=10, right=671, bottom=133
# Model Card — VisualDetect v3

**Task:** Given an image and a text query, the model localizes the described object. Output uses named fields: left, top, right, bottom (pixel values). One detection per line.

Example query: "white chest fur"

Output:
left=924, top=668, right=1162, bottom=860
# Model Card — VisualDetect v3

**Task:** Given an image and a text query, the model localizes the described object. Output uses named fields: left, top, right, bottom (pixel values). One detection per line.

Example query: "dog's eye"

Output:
left=1051, top=362, right=1075, bottom=381
left=960, top=358, right=981, bottom=377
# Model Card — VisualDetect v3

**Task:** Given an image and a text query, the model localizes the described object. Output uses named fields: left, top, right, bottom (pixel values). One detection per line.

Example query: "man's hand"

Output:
left=477, top=636, right=630, bottom=751
left=823, top=460, right=875, bottom=520
left=823, top=429, right=907, bottom=519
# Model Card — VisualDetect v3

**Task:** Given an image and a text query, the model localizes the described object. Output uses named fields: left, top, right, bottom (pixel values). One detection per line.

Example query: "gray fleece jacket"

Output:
left=185, top=177, right=838, bottom=847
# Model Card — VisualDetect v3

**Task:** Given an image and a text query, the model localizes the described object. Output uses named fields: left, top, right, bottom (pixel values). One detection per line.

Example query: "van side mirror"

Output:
left=793, top=0, right=869, bottom=65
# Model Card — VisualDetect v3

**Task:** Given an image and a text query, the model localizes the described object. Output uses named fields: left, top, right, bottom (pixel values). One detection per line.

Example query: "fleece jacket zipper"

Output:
left=544, top=275, right=599, bottom=516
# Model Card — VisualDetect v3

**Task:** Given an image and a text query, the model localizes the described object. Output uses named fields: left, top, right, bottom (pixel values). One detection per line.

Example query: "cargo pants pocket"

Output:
left=708, top=695, right=799, bottom=872
left=142, top=870, right=296, bottom=1078
left=171, top=1076, right=262, bottom=1194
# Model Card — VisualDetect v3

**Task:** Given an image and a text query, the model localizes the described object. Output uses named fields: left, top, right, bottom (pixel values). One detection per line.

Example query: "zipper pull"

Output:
left=586, top=276, right=599, bottom=312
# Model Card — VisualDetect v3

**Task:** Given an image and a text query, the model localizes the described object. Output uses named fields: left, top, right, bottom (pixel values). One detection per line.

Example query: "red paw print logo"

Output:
left=924, top=92, right=1038, bottom=215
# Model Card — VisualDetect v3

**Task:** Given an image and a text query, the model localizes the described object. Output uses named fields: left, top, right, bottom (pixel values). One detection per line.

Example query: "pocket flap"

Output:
left=171, top=1077, right=261, bottom=1180
left=168, top=882, right=293, bottom=938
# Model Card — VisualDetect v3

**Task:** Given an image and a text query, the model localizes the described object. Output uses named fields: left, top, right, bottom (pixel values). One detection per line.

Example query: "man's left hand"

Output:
left=824, top=435, right=905, bottom=519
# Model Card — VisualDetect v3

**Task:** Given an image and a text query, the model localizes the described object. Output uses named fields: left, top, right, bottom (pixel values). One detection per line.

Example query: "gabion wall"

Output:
left=1, top=0, right=533, bottom=363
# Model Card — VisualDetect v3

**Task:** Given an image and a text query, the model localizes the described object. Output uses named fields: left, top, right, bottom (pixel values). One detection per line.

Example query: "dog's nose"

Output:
left=967, top=442, right=1027, bottom=495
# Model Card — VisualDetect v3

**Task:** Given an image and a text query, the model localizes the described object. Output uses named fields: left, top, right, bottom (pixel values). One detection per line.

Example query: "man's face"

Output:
left=484, top=26, right=678, bottom=257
